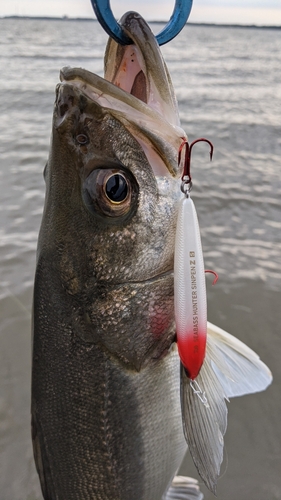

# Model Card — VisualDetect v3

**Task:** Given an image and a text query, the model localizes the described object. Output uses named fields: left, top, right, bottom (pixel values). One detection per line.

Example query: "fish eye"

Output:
left=82, top=167, right=138, bottom=219
left=104, top=173, right=128, bottom=204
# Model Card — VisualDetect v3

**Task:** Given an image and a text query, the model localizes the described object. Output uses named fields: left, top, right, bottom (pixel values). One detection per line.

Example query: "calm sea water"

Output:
left=0, top=17, right=280, bottom=500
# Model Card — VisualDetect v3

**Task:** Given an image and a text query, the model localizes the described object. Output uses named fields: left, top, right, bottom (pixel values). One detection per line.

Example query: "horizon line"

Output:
left=1, top=14, right=281, bottom=29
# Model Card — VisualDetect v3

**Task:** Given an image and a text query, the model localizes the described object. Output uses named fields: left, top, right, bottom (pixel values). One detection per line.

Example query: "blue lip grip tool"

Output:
left=90, top=0, right=193, bottom=45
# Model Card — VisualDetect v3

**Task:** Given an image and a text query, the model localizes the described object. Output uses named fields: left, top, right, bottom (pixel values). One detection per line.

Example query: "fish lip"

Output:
left=134, top=269, right=173, bottom=283
left=59, top=66, right=157, bottom=120
left=59, top=66, right=175, bottom=124
left=113, top=269, right=173, bottom=286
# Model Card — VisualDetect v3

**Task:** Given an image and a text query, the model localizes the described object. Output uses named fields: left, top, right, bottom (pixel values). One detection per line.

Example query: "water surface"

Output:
left=0, top=18, right=280, bottom=500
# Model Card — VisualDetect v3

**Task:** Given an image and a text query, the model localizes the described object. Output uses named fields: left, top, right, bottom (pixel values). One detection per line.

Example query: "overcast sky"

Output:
left=0, top=0, right=281, bottom=25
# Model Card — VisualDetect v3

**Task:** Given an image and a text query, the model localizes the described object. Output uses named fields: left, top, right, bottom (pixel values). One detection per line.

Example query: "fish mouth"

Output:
left=118, top=269, right=173, bottom=286
left=103, top=11, right=179, bottom=126
left=60, top=11, right=187, bottom=178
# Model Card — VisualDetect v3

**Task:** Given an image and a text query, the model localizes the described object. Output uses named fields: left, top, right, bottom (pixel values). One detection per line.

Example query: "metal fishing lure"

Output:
left=174, top=139, right=213, bottom=380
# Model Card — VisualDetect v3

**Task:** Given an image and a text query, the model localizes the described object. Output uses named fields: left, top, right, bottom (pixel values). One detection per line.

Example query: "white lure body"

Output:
left=174, top=195, right=207, bottom=380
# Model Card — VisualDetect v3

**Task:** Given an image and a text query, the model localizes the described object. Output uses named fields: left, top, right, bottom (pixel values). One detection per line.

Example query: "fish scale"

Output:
left=33, top=259, right=186, bottom=498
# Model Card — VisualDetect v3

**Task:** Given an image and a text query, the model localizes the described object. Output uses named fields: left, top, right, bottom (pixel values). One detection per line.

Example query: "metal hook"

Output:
left=90, top=0, right=193, bottom=46
left=179, top=137, right=214, bottom=194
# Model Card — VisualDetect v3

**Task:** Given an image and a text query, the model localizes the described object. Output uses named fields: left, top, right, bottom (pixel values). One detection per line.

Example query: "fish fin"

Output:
left=180, top=357, right=226, bottom=494
left=163, top=475, right=204, bottom=500
left=206, top=321, right=272, bottom=397
left=181, top=322, right=272, bottom=493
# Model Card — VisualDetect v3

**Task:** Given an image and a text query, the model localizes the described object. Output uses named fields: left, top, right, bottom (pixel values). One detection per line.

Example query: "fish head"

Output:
left=39, top=12, right=187, bottom=370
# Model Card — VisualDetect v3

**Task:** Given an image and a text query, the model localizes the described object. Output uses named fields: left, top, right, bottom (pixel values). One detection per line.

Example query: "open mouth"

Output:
left=105, top=44, right=148, bottom=104
left=103, top=10, right=181, bottom=124
left=59, top=12, right=187, bottom=179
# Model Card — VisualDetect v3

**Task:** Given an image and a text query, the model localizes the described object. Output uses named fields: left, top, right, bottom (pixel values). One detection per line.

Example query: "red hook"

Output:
left=178, top=138, right=214, bottom=187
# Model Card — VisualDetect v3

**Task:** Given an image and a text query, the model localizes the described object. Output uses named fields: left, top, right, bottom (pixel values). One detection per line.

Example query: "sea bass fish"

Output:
left=32, top=12, right=272, bottom=500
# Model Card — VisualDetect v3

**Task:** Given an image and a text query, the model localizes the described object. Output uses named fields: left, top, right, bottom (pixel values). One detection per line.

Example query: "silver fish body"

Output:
left=32, top=12, right=189, bottom=500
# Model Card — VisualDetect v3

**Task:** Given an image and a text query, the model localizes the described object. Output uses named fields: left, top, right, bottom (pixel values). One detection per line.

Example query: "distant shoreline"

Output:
left=1, top=15, right=281, bottom=30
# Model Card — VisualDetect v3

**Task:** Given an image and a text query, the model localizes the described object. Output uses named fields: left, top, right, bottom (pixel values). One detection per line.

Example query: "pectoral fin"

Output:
left=181, top=321, right=272, bottom=494
left=163, top=475, right=204, bottom=500
left=206, top=321, right=272, bottom=397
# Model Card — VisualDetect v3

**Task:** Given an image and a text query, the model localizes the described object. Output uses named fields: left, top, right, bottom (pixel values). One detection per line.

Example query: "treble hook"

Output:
left=90, top=0, right=193, bottom=46
left=178, top=138, right=214, bottom=193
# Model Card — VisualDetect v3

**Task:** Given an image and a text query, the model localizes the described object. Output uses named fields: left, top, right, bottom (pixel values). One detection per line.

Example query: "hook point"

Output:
left=205, top=269, right=219, bottom=285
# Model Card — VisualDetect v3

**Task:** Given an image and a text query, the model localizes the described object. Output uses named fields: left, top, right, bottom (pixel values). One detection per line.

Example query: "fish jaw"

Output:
left=104, top=11, right=180, bottom=127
